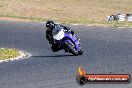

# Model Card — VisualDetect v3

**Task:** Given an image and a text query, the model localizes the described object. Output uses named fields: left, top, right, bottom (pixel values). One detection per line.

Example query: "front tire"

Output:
left=64, top=42, right=78, bottom=56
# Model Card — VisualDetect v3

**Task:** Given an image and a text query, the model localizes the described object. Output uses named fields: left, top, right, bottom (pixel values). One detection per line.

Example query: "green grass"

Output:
left=0, top=48, right=20, bottom=60
left=0, top=0, right=132, bottom=27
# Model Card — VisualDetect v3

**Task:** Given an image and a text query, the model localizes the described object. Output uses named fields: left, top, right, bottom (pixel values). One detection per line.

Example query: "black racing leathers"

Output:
left=46, top=24, right=74, bottom=52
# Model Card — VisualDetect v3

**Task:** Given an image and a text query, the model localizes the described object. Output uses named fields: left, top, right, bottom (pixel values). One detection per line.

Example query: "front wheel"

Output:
left=64, top=42, right=78, bottom=56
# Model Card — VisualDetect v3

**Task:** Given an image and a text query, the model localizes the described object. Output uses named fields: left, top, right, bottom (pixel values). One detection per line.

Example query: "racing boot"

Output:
left=51, top=43, right=60, bottom=52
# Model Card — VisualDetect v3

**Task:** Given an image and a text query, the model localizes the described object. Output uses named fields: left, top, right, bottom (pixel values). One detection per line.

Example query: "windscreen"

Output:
left=52, top=26, right=62, bottom=36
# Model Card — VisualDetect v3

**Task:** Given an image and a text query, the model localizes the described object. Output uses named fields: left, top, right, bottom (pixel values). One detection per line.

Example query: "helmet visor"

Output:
left=46, top=24, right=50, bottom=27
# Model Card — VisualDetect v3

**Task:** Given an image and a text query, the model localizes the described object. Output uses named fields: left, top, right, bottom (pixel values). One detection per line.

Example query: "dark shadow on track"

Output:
left=32, top=54, right=74, bottom=58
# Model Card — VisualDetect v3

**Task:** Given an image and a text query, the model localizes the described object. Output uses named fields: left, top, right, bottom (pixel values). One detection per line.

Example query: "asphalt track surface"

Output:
left=0, top=21, right=132, bottom=88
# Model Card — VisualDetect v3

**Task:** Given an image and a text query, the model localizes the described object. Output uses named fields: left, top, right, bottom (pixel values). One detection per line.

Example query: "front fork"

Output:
left=63, top=38, right=80, bottom=52
left=73, top=35, right=81, bottom=51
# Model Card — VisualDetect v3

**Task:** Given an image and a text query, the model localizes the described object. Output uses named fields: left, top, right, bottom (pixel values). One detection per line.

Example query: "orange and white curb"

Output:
left=0, top=50, right=32, bottom=63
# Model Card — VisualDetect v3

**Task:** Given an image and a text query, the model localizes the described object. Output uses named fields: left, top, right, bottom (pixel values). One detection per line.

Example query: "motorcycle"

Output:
left=52, top=26, right=83, bottom=56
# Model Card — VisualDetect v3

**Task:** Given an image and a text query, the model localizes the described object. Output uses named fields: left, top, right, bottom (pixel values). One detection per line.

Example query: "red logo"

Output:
left=76, top=66, right=131, bottom=85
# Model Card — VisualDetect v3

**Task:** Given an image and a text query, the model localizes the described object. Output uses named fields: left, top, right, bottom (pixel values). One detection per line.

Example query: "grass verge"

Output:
left=0, top=48, right=20, bottom=60
left=1, top=14, right=132, bottom=28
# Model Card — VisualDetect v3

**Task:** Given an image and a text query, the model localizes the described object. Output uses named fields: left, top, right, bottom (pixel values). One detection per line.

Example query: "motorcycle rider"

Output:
left=45, top=20, right=77, bottom=52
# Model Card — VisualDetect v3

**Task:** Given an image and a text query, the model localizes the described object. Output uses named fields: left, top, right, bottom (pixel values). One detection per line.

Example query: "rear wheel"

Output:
left=64, top=42, right=78, bottom=56
left=78, top=48, right=83, bottom=55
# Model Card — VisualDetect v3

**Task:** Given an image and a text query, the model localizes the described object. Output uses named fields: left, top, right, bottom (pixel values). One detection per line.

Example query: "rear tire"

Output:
left=64, top=42, right=78, bottom=56
left=78, top=49, right=83, bottom=55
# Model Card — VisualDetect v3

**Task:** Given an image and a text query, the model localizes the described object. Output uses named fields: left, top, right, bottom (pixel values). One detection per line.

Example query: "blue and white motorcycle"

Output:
left=52, top=26, right=83, bottom=56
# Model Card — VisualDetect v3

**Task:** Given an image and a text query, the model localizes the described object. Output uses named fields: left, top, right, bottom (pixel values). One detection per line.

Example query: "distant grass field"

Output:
left=0, top=0, right=132, bottom=27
